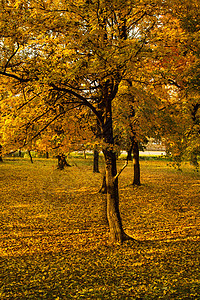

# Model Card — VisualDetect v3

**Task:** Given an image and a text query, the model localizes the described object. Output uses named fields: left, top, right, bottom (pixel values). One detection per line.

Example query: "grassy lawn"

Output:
left=0, top=157, right=199, bottom=299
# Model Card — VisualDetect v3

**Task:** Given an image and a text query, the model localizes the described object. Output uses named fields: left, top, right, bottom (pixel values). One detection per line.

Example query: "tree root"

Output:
left=122, top=232, right=136, bottom=242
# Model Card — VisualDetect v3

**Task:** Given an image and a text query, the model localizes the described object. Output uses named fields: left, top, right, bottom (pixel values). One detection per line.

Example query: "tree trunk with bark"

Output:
left=99, top=172, right=107, bottom=194
left=28, top=150, right=33, bottom=163
left=127, top=147, right=133, bottom=161
left=0, top=145, right=3, bottom=162
left=132, top=141, right=141, bottom=186
left=57, top=154, right=71, bottom=170
left=93, top=147, right=100, bottom=173
left=103, top=149, right=127, bottom=242
left=83, top=150, right=86, bottom=159
left=101, top=97, right=132, bottom=242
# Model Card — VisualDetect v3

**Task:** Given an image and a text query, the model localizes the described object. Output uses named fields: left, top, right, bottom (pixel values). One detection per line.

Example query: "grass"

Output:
left=0, top=157, right=199, bottom=299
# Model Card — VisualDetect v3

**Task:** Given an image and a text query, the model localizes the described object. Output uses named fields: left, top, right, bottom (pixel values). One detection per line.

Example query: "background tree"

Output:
left=175, top=0, right=200, bottom=168
left=141, top=10, right=200, bottom=169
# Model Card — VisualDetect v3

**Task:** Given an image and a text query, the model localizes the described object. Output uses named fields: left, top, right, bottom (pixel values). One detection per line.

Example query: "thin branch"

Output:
left=17, top=92, right=42, bottom=110
left=114, top=160, right=128, bottom=180
left=4, top=43, right=20, bottom=73
left=23, top=103, right=83, bottom=145
left=128, top=11, right=147, bottom=28
left=21, top=107, right=53, bottom=129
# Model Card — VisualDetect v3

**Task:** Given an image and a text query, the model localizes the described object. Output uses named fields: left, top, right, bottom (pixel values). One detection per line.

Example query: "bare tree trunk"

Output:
left=83, top=149, right=86, bottom=159
left=28, top=150, right=33, bottom=163
left=99, top=172, right=107, bottom=194
left=132, top=141, right=141, bottom=186
left=102, top=116, right=133, bottom=243
left=127, top=147, right=133, bottom=161
left=57, top=154, right=71, bottom=169
left=103, top=149, right=125, bottom=242
left=93, top=146, right=100, bottom=173
left=0, top=145, right=3, bottom=162
left=97, top=78, right=134, bottom=243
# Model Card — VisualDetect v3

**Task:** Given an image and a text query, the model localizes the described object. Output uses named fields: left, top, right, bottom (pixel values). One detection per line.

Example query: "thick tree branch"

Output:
left=50, top=83, right=103, bottom=124
left=0, top=70, right=30, bottom=82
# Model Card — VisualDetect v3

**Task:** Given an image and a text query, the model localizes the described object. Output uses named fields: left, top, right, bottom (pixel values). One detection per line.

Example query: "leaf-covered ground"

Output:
left=0, top=157, right=199, bottom=299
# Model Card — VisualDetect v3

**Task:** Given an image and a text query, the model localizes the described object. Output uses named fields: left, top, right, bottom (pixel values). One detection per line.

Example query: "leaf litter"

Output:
left=0, top=158, right=199, bottom=299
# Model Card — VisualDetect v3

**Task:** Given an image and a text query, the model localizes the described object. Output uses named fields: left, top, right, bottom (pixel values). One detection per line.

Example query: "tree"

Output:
left=0, top=0, right=190, bottom=242
left=176, top=1, right=200, bottom=167
left=154, top=2, right=200, bottom=167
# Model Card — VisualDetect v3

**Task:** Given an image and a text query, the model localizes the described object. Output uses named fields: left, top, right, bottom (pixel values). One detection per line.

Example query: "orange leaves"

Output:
left=0, top=0, right=199, bottom=176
